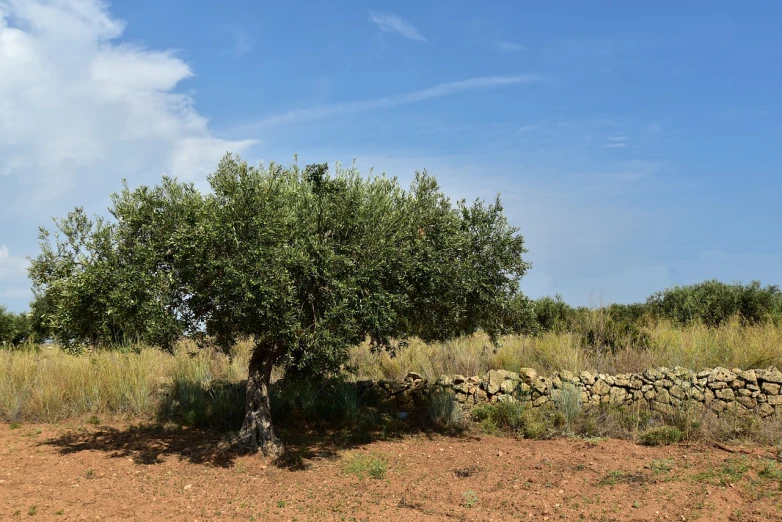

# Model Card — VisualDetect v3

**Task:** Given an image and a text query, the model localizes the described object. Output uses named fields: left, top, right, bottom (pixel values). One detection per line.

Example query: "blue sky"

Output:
left=1, top=0, right=781, bottom=312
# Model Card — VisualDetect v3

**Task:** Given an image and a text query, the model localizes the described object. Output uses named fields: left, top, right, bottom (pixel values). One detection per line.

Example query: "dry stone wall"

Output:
left=358, top=366, right=782, bottom=418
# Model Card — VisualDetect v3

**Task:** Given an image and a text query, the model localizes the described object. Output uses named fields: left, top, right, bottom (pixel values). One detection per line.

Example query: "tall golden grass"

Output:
left=348, top=318, right=782, bottom=380
left=1, top=319, right=780, bottom=423
left=0, top=341, right=251, bottom=423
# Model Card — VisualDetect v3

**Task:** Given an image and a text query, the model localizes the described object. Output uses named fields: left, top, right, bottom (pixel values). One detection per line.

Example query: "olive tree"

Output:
left=30, top=154, right=531, bottom=455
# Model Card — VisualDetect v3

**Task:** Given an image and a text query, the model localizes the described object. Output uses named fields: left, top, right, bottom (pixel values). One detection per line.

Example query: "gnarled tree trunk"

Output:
left=237, top=343, right=282, bottom=456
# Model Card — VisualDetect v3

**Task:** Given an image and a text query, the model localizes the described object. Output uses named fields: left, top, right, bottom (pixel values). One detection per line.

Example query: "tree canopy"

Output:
left=29, top=154, right=531, bottom=454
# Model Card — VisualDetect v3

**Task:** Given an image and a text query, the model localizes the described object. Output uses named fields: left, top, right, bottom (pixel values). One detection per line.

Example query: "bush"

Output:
left=0, top=307, right=32, bottom=347
left=647, top=280, right=782, bottom=327
left=553, top=383, right=581, bottom=433
left=342, top=452, right=388, bottom=479
left=426, top=389, right=463, bottom=430
left=533, top=294, right=575, bottom=333
left=471, top=398, right=546, bottom=438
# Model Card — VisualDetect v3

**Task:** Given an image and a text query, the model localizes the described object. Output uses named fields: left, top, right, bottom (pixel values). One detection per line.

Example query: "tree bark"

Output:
left=237, top=343, right=282, bottom=456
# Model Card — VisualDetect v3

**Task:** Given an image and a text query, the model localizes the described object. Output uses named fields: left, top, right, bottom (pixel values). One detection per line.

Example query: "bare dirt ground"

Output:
left=1, top=423, right=781, bottom=522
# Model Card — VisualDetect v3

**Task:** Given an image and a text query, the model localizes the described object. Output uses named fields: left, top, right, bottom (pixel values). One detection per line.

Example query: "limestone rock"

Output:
left=767, top=395, right=782, bottom=406
left=708, top=367, right=737, bottom=383
left=579, top=370, right=596, bottom=385
left=485, top=369, right=508, bottom=395
left=669, top=385, right=686, bottom=400
left=592, top=379, right=610, bottom=396
left=736, top=369, right=758, bottom=384
left=405, top=371, right=423, bottom=382
left=609, top=387, right=627, bottom=404
left=532, top=395, right=549, bottom=407
left=436, top=375, right=453, bottom=387
left=736, top=396, right=757, bottom=409
left=755, top=368, right=782, bottom=384
left=500, top=379, right=519, bottom=394
left=715, top=388, right=735, bottom=401
left=761, top=382, right=781, bottom=395
left=652, top=401, right=674, bottom=415
left=519, top=368, right=538, bottom=384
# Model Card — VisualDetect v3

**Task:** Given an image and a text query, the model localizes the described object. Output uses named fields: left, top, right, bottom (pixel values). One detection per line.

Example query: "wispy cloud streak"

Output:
left=369, top=13, right=426, bottom=41
left=493, top=40, right=525, bottom=52
left=249, top=75, right=539, bottom=127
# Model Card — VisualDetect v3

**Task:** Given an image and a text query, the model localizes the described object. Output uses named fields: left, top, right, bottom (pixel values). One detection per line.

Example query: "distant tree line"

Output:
left=0, top=306, right=32, bottom=346
left=3, top=279, right=779, bottom=351
left=502, top=279, right=782, bottom=353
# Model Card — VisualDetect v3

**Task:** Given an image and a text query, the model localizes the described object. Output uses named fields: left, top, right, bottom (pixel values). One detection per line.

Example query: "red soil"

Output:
left=1, top=423, right=780, bottom=521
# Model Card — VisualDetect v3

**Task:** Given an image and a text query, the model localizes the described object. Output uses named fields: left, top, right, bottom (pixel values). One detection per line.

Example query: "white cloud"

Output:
left=605, top=142, right=626, bottom=148
left=231, top=28, right=255, bottom=56
left=0, top=245, right=27, bottom=279
left=368, top=13, right=426, bottom=42
left=244, top=75, right=539, bottom=128
left=0, top=0, right=256, bottom=205
left=493, top=40, right=525, bottom=52
left=0, top=245, right=29, bottom=302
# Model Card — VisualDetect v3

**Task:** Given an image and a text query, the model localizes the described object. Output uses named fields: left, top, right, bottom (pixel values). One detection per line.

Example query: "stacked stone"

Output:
left=359, top=365, right=782, bottom=419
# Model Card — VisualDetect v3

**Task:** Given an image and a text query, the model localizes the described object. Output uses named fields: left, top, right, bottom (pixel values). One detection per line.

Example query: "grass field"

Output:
left=1, top=318, right=780, bottom=425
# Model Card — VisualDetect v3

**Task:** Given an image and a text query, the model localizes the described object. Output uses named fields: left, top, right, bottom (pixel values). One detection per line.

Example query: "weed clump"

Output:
left=426, top=389, right=463, bottom=430
left=640, top=426, right=684, bottom=446
left=343, top=452, right=388, bottom=480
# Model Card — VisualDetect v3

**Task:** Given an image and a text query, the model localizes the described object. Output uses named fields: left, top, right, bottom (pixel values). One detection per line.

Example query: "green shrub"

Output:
left=343, top=452, right=387, bottom=479
left=471, top=398, right=546, bottom=438
left=533, top=294, right=575, bottom=333
left=647, top=280, right=782, bottom=327
left=0, top=307, right=33, bottom=348
left=554, top=383, right=581, bottom=432
left=426, top=389, right=463, bottom=429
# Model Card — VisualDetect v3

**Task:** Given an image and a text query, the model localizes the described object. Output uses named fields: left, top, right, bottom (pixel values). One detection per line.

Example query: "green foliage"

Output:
left=554, top=382, right=581, bottom=432
left=30, top=154, right=531, bottom=379
left=0, top=306, right=32, bottom=347
left=426, top=388, right=463, bottom=429
left=532, top=294, right=574, bottom=333
left=501, top=294, right=539, bottom=334
left=639, top=426, right=684, bottom=446
left=471, top=398, right=545, bottom=438
left=647, top=279, right=782, bottom=327
left=342, top=452, right=388, bottom=479
left=28, top=185, right=193, bottom=351
left=461, top=490, right=479, bottom=508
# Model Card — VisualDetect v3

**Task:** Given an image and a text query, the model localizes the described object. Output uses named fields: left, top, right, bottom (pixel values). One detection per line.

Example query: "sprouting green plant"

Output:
left=27, top=505, right=37, bottom=516
left=461, top=490, right=479, bottom=508
left=639, top=426, right=683, bottom=446
left=554, top=382, right=581, bottom=433
left=649, top=459, right=675, bottom=474
left=343, top=452, right=388, bottom=480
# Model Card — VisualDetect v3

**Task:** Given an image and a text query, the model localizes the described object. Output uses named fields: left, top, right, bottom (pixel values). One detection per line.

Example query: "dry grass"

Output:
left=0, top=341, right=251, bottom=423
left=1, top=320, right=780, bottom=423
left=349, top=319, right=782, bottom=380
